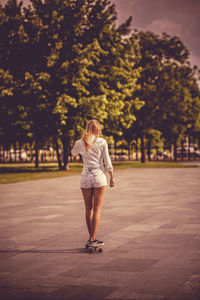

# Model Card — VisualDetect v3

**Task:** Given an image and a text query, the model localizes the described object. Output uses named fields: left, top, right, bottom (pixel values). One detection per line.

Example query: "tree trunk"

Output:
left=35, top=140, right=39, bottom=168
left=9, top=145, right=12, bottom=162
left=41, top=146, right=44, bottom=163
left=156, top=146, right=159, bottom=161
left=54, top=137, right=62, bottom=170
left=2, top=145, right=5, bottom=162
left=14, top=143, right=17, bottom=163
left=147, top=138, right=152, bottom=161
left=6, top=148, right=9, bottom=162
left=193, top=135, right=196, bottom=161
left=181, top=140, right=184, bottom=161
left=136, top=140, right=139, bottom=161
left=128, top=142, right=131, bottom=160
left=173, top=138, right=177, bottom=162
left=114, top=139, right=117, bottom=161
left=62, top=136, right=70, bottom=171
left=0, top=145, right=1, bottom=163
left=25, top=143, right=28, bottom=162
left=140, top=134, right=145, bottom=163
left=170, top=141, right=172, bottom=160
left=30, top=145, right=33, bottom=162
left=188, top=136, right=191, bottom=161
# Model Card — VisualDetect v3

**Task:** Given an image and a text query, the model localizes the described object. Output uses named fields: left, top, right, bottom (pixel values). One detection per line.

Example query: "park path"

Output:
left=0, top=168, right=200, bottom=300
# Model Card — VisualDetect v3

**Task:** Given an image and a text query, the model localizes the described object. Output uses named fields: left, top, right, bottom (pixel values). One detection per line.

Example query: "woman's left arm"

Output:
left=102, top=140, right=113, bottom=172
left=103, top=141, right=115, bottom=187
left=71, top=141, right=79, bottom=156
left=101, top=140, right=114, bottom=187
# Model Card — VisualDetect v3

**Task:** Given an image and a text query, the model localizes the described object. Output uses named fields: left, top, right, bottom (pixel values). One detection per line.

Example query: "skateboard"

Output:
left=85, top=243, right=103, bottom=253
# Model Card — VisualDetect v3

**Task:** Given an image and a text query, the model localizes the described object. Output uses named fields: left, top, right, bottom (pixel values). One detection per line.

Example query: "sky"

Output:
left=1, top=0, right=199, bottom=67
left=112, top=0, right=200, bottom=67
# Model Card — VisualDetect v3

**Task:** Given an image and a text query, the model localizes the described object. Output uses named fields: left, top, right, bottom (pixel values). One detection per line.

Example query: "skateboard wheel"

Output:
left=88, top=248, right=93, bottom=253
left=99, top=248, right=103, bottom=253
left=85, top=244, right=89, bottom=249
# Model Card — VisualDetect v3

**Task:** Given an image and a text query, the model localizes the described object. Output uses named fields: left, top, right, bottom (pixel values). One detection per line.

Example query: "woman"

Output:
left=71, top=119, right=114, bottom=246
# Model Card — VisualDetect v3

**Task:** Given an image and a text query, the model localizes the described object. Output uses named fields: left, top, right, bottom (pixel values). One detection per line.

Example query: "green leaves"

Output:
left=0, top=69, right=14, bottom=96
left=0, top=0, right=199, bottom=167
left=1, top=88, right=14, bottom=96
left=18, top=24, right=29, bottom=43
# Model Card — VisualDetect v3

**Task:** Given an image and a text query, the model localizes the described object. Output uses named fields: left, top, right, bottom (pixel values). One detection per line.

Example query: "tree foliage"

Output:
left=127, top=31, right=200, bottom=162
left=0, top=0, right=142, bottom=168
left=0, top=0, right=200, bottom=166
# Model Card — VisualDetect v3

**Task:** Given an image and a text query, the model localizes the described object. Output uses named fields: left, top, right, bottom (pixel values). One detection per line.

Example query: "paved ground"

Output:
left=0, top=168, right=200, bottom=300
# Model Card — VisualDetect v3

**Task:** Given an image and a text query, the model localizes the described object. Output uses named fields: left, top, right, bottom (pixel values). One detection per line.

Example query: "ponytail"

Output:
left=82, top=133, right=91, bottom=153
left=82, top=119, right=102, bottom=153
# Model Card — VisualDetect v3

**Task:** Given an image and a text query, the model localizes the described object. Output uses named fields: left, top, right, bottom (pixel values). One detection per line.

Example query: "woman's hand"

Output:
left=110, top=177, right=115, bottom=188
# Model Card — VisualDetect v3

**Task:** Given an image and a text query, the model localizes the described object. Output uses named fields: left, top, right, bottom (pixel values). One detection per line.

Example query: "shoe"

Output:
left=89, top=239, right=104, bottom=246
left=96, top=239, right=104, bottom=245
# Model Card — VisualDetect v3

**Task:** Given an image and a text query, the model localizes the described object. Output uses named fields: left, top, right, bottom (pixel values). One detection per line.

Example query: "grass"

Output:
left=0, top=160, right=198, bottom=184
left=0, top=162, right=82, bottom=184
left=112, top=160, right=199, bottom=169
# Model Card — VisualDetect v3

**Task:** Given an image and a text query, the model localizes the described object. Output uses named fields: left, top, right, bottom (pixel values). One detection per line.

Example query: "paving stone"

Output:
left=99, top=258, right=158, bottom=272
left=0, top=168, right=200, bottom=300
left=43, top=284, right=114, bottom=300
left=168, top=279, right=200, bottom=300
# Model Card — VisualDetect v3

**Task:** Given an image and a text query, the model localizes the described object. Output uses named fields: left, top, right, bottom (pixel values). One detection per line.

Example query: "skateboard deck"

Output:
left=85, top=243, right=103, bottom=253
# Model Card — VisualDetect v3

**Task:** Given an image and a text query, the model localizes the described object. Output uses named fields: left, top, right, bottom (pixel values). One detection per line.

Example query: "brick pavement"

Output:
left=0, top=168, right=200, bottom=300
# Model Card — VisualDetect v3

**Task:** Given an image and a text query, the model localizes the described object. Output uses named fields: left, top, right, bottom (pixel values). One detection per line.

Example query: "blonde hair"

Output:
left=82, top=119, right=102, bottom=153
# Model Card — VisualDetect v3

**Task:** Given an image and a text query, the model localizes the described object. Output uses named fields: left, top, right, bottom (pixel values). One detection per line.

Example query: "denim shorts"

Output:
left=80, top=168, right=107, bottom=188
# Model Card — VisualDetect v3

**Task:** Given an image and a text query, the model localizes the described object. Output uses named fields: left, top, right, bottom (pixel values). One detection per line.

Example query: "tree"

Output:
left=0, top=0, right=57, bottom=166
left=0, top=0, right=31, bottom=157
left=0, top=0, right=142, bottom=168
left=24, top=0, right=142, bottom=169
left=157, top=63, right=200, bottom=161
left=129, top=31, right=190, bottom=162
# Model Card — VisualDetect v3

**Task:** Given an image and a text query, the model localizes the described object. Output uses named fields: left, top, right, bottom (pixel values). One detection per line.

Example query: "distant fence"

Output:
left=0, top=145, right=200, bottom=163
left=0, top=147, right=60, bottom=163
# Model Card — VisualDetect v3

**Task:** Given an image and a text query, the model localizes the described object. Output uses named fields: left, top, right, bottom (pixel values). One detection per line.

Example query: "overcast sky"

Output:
left=1, top=0, right=199, bottom=67
left=112, top=0, right=200, bottom=67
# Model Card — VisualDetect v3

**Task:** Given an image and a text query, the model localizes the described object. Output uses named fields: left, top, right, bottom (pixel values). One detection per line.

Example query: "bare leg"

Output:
left=81, top=188, right=94, bottom=236
left=90, top=186, right=106, bottom=241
